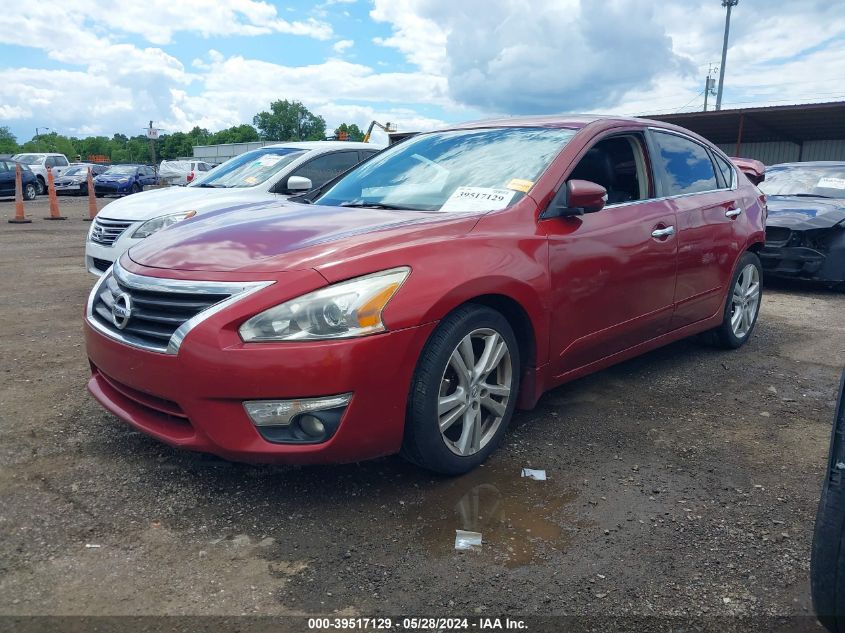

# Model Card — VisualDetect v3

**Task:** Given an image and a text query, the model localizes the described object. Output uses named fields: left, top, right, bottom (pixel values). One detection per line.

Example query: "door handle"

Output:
left=725, top=207, right=742, bottom=218
left=651, top=226, right=675, bottom=238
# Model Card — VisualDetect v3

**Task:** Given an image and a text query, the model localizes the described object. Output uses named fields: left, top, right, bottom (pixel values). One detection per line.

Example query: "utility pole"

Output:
left=715, top=0, right=739, bottom=111
left=703, top=65, right=718, bottom=111
left=146, top=121, right=158, bottom=167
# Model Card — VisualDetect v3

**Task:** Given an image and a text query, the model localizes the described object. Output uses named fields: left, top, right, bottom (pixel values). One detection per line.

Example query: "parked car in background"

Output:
left=84, top=116, right=766, bottom=474
left=85, top=141, right=380, bottom=274
left=93, top=164, right=158, bottom=198
left=11, top=152, right=70, bottom=195
left=730, top=157, right=766, bottom=186
left=159, top=160, right=215, bottom=186
left=0, top=159, right=38, bottom=200
left=54, top=163, right=109, bottom=196
left=758, top=161, right=845, bottom=287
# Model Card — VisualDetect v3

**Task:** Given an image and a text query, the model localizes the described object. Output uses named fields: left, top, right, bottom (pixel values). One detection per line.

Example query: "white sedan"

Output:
left=85, top=141, right=380, bottom=275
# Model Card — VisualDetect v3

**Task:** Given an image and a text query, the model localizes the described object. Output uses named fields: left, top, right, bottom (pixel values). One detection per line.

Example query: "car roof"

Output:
left=263, top=141, right=379, bottom=151
left=426, top=114, right=723, bottom=150
left=768, top=161, right=845, bottom=168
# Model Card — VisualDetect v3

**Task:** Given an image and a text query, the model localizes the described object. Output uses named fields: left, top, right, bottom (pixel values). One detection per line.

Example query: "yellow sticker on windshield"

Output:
left=244, top=176, right=258, bottom=184
left=506, top=178, right=534, bottom=193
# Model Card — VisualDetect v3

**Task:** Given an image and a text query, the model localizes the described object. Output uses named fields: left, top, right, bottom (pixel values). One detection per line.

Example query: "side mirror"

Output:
left=544, top=179, right=607, bottom=218
left=286, top=175, right=313, bottom=193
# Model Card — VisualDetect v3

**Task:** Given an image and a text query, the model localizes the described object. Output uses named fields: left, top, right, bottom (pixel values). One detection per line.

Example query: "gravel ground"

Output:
left=0, top=195, right=843, bottom=629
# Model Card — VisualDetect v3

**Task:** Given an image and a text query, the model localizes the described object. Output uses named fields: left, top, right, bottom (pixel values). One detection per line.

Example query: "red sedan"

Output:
left=84, top=115, right=766, bottom=474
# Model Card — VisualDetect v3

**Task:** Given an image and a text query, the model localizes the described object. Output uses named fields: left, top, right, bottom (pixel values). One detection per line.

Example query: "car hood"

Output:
left=127, top=201, right=479, bottom=273
left=96, top=185, right=279, bottom=221
left=766, top=196, right=845, bottom=229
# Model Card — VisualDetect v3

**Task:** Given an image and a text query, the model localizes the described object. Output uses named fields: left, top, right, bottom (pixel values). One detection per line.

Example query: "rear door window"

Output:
left=713, top=154, right=735, bottom=189
left=651, top=131, right=719, bottom=196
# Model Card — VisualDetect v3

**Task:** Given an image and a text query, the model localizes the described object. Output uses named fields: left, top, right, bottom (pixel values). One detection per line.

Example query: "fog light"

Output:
left=243, top=394, right=352, bottom=427
left=297, top=414, right=326, bottom=438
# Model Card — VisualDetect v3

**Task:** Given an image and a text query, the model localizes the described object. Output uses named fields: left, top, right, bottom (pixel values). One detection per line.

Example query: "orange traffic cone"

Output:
left=44, top=168, right=66, bottom=220
left=8, top=164, right=31, bottom=224
left=84, top=167, right=98, bottom=221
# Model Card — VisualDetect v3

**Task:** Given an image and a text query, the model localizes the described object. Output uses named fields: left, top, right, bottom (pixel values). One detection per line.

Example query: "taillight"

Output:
left=187, top=171, right=195, bottom=182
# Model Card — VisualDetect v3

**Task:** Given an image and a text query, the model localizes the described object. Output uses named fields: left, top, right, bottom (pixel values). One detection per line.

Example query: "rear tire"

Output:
left=95, top=193, right=104, bottom=198
left=812, top=369, right=845, bottom=632
left=709, top=251, right=763, bottom=349
left=23, top=183, right=37, bottom=201
left=402, top=304, right=520, bottom=475
left=36, top=176, right=46, bottom=196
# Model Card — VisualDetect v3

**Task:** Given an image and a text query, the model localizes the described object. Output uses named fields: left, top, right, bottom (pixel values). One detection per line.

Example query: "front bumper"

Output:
left=760, top=228, right=845, bottom=283
left=94, top=182, right=132, bottom=195
left=84, top=315, right=435, bottom=464
left=55, top=182, right=84, bottom=195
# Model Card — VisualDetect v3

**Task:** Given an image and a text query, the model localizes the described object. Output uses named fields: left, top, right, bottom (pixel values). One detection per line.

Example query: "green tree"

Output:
left=253, top=100, right=326, bottom=141
left=333, top=123, right=365, bottom=142
left=208, top=124, right=260, bottom=144
left=0, top=126, right=18, bottom=154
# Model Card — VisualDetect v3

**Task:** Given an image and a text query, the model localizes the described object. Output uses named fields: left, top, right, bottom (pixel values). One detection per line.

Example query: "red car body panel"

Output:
left=85, top=116, right=766, bottom=464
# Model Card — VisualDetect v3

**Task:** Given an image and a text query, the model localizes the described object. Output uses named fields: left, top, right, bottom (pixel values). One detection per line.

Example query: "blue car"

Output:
left=0, top=159, right=39, bottom=200
left=94, top=164, right=158, bottom=197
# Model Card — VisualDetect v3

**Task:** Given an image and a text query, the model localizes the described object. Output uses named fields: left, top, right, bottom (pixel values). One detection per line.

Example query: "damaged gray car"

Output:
left=760, top=161, right=845, bottom=287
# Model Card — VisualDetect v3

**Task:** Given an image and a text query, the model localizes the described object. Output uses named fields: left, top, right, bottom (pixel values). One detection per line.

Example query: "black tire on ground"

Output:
left=401, top=303, right=520, bottom=475
left=812, top=369, right=845, bottom=632
left=708, top=251, right=763, bottom=349
left=131, top=183, right=141, bottom=194
left=35, top=176, right=46, bottom=196
left=95, top=193, right=104, bottom=198
left=23, top=183, right=37, bottom=201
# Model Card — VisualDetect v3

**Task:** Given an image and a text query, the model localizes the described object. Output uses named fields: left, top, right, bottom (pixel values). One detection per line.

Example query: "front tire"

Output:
left=710, top=251, right=763, bottom=349
left=402, top=304, right=520, bottom=475
left=131, top=183, right=141, bottom=194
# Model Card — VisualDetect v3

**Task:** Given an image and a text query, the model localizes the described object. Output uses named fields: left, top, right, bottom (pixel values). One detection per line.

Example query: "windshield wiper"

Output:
left=339, top=201, right=409, bottom=210
left=789, top=193, right=834, bottom=199
left=194, top=183, right=227, bottom=188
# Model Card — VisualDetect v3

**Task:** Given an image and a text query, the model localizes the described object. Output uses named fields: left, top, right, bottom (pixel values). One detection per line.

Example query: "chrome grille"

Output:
left=90, top=218, right=135, bottom=246
left=86, top=263, right=273, bottom=354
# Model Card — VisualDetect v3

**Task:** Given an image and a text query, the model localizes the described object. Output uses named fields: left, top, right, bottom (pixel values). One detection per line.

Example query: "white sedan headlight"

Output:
left=239, top=267, right=410, bottom=342
left=131, top=211, right=197, bottom=239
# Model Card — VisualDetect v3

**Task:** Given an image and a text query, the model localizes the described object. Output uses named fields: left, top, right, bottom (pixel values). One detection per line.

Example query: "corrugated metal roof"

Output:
left=645, top=101, right=845, bottom=144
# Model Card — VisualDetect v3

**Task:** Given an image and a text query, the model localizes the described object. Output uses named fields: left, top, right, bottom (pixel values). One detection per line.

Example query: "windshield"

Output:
left=104, top=165, right=138, bottom=175
left=760, top=164, right=845, bottom=199
left=314, top=127, right=576, bottom=212
left=189, top=148, right=306, bottom=188
left=13, top=154, right=43, bottom=165
left=65, top=166, right=89, bottom=176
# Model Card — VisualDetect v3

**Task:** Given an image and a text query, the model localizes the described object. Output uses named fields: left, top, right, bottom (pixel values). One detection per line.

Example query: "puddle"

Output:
left=412, top=459, right=582, bottom=567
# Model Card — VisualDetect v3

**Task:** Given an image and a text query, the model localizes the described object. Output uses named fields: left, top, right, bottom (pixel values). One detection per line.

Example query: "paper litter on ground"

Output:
left=454, top=530, right=482, bottom=551
left=521, top=468, right=547, bottom=481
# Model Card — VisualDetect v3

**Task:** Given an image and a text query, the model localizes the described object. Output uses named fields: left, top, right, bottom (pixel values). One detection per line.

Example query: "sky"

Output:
left=1, top=0, right=844, bottom=145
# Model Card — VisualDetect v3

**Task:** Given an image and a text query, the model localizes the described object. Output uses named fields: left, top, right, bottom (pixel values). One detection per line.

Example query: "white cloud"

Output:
left=2, top=0, right=844, bottom=142
left=333, top=39, right=355, bottom=54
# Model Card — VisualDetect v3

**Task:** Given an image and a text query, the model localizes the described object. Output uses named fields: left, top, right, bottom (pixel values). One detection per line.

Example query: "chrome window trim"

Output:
left=86, top=260, right=274, bottom=355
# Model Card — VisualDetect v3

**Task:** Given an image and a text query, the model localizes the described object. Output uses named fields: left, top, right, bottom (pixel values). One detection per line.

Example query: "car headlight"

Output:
left=117, top=178, right=129, bottom=183
left=239, top=267, right=410, bottom=342
left=131, top=211, right=197, bottom=239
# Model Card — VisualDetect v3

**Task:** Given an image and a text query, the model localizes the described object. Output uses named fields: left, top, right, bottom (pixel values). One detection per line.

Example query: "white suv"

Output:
left=11, top=153, right=71, bottom=195
left=85, top=141, right=380, bottom=275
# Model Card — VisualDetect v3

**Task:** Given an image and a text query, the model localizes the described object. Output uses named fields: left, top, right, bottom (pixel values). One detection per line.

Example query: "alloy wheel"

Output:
left=437, top=328, right=513, bottom=456
left=730, top=263, right=760, bottom=339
